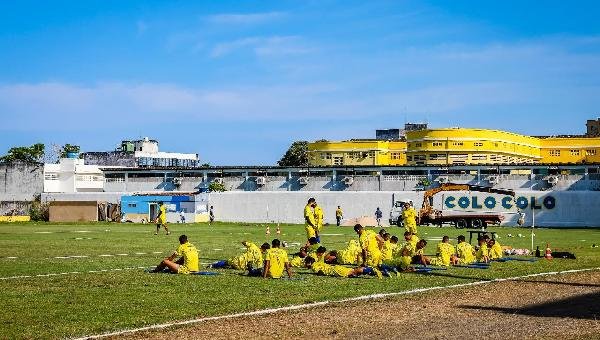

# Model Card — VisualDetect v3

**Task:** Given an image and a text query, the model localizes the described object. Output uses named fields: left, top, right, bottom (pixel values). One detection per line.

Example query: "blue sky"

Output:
left=1, top=0, right=600, bottom=165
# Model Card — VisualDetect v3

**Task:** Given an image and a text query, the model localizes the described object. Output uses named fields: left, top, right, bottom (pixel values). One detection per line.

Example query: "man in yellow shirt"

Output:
left=210, top=240, right=264, bottom=270
left=304, top=198, right=317, bottom=242
left=151, top=234, right=198, bottom=274
left=488, top=239, right=503, bottom=260
left=330, top=239, right=362, bottom=265
left=403, top=231, right=420, bottom=249
left=430, top=236, right=456, bottom=266
left=335, top=206, right=343, bottom=226
left=476, top=236, right=490, bottom=263
left=304, top=256, right=382, bottom=279
left=263, top=239, right=292, bottom=279
left=314, top=203, right=324, bottom=242
left=354, top=224, right=384, bottom=267
left=455, top=235, right=476, bottom=264
left=154, top=202, right=170, bottom=235
left=381, top=233, right=393, bottom=261
left=402, top=202, right=418, bottom=235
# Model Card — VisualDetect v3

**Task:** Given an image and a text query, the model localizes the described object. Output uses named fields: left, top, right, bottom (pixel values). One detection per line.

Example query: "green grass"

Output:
left=0, top=222, right=599, bottom=339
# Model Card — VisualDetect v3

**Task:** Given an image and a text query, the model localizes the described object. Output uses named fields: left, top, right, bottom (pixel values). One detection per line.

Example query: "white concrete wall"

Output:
left=207, top=190, right=600, bottom=228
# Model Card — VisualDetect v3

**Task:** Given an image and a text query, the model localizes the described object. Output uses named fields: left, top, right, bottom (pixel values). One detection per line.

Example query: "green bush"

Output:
left=208, top=181, right=226, bottom=192
left=29, top=197, right=49, bottom=221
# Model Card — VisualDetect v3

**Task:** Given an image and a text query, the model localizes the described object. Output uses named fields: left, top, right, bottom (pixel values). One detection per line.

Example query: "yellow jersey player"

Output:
left=488, top=239, right=503, bottom=260
left=354, top=224, right=384, bottom=267
left=381, top=233, right=393, bottom=261
left=331, top=240, right=362, bottom=265
left=335, top=206, right=343, bottom=226
left=314, top=203, right=324, bottom=242
left=263, top=239, right=292, bottom=279
left=154, top=202, right=170, bottom=235
left=304, top=256, right=382, bottom=279
left=455, top=235, right=476, bottom=264
left=476, top=237, right=490, bottom=263
left=304, top=198, right=317, bottom=242
left=402, top=202, right=418, bottom=235
left=210, top=241, right=264, bottom=270
left=403, top=231, right=419, bottom=249
left=412, top=239, right=430, bottom=266
left=430, top=236, right=456, bottom=266
left=150, top=234, right=198, bottom=274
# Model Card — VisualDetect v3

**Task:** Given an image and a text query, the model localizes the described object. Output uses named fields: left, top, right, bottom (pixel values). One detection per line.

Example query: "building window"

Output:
left=549, top=150, right=561, bottom=157
left=586, top=149, right=597, bottom=156
left=44, top=173, right=59, bottom=180
left=471, top=154, right=488, bottom=161
left=333, top=157, right=343, bottom=165
left=368, top=151, right=376, bottom=158
left=391, top=152, right=401, bottom=160
left=452, top=142, right=464, bottom=146
left=128, top=203, right=137, bottom=208
left=429, top=154, right=446, bottom=160
left=415, top=143, right=422, bottom=147
left=432, top=142, right=443, bottom=147
left=407, top=156, right=413, bottom=161
left=474, top=142, right=483, bottom=147
left=570, top=150, right=580, bottom=156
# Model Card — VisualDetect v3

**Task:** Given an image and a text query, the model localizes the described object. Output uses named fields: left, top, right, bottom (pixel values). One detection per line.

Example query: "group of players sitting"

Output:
left=208, top=224, right=503, bottom=279
left=151, top=224, right=503, bottom=278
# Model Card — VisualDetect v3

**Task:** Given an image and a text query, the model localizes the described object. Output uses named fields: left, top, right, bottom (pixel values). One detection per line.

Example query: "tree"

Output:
left=59, top=144, right=81, bottom=158
left=208, top=181, right=226, bottom=192
left=0, top=143, right=45, bottom=163
left=278, top=141, right=309, bottom=166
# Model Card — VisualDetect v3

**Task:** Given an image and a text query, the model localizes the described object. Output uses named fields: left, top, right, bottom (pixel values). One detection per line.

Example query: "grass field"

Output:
left=0, top=222, right=599, bottom=339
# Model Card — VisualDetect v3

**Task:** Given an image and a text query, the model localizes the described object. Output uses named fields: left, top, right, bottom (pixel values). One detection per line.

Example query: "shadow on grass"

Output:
left=460, top=292, right=600, bottom=320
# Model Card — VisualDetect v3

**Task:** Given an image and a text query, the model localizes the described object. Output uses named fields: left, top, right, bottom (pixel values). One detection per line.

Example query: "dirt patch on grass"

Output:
left=117, top=271, right=600, bottom=340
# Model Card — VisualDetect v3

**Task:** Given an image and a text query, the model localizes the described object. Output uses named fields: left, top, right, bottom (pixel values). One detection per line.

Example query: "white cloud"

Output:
left=210, top=36, right=309, bottom=58
left=207, top=12, right=286, bottom=25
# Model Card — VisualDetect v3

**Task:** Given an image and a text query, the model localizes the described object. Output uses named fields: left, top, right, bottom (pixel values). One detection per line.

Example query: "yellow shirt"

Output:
left=311, top=262, right=353, bottom=277
left=158, top=204, right=167, bottom=223
left=289, top=255, right=305, bottom=268
left=382, top=240, right=393, bottom=260
left=314, top=205, right=324, bottom=232
left=245, top=242, right=263, bottom=269
left=489, top=242, right=503, bottom=259
left=456, top=242, right=476, bottom=264
left=175, top=242, right=199, bottom=273
left=304, top=204, right=316, bottom=238
left=476, top=244, right=489, bottom=262
left=360, top=230, right=382, bottom=266
left=265, top=248, right=289, bottom=278
left=336, top=208, right=343, bottom=218
left=433, top=242, right=455, bottom=266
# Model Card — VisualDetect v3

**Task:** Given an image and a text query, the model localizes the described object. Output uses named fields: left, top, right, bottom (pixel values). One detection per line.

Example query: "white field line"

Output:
left=73, top=267, right=600, bottom=340
left=0, top=266, right=149, bottom=281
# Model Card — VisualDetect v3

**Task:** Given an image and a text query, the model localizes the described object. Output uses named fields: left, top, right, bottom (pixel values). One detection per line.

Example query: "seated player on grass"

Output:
left=403, top=231, right=419, bottom=249
left=263, top=239, right=293, bottom=279
left=488, top=238, right=503, bottom=260
left=210, top=241, right=265, bottom=270
left=411, top=239, right=430, bottom=266
left=247, top=243, right=270, bottom=276
left=390, top=235, right=399, bottom=255
left=354, top=224, right=384, bottom=268
left=430, top=236, right=457, bottom=266
left=381, top=233, right=393, bottom=261
left=150, top=234, right=198, bottom=274
left=454, top=235, right=476, bottom=264
left=475, top=236, right=490, bottom=263
left=303, top=256, right=382, bottom=279
left=305, top=237, right=321, bottom=252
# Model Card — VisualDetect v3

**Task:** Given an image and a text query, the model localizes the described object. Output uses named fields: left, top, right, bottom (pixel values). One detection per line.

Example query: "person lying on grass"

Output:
left=210, top=240, right=267, bottom=271
left=303, top=256, right=382, bottom=279
left=151, top=234, right=199, bottom=274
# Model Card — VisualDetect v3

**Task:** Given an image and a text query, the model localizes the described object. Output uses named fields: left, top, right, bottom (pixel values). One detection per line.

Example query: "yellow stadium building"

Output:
left=307, top=140, right=407, bottom=166
left=308, top=126, right=600, bottom=166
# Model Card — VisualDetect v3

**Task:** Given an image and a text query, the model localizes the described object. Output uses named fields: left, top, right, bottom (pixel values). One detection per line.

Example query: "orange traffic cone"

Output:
left=545, top=243, right=553, bottom=260
left=276, top=226, right=281, bottom=235
left=265, top=225, right=270, bottom=235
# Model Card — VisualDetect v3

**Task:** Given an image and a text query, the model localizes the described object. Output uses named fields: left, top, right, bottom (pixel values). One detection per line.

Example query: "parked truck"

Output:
left=389, top=183, right=515, bottom=229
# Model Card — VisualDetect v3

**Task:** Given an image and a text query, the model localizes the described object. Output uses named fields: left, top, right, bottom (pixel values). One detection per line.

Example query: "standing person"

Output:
left=304, top=198, right=317, bottom=242
left=209, top=206, right=215, bottom=225
left=314, top=202, right=324, bottom=242
left=402, top=202, right=418, bottom=235
left=154, top=202, right=170, bottom=235
left=179, top=210, right=186, bottom=224
left=335, top=206, right=343, bottom=226
left=263, top=239, right=292, bottom=279
left=150, top=235, right=198, bottom=274
left=375, top=207, right=383, bottom=226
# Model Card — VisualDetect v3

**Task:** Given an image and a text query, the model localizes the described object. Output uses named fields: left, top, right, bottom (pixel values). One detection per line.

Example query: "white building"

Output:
left=44, top=157, right=104, bottom=193
left=130, top=137, right=198, bottom=167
